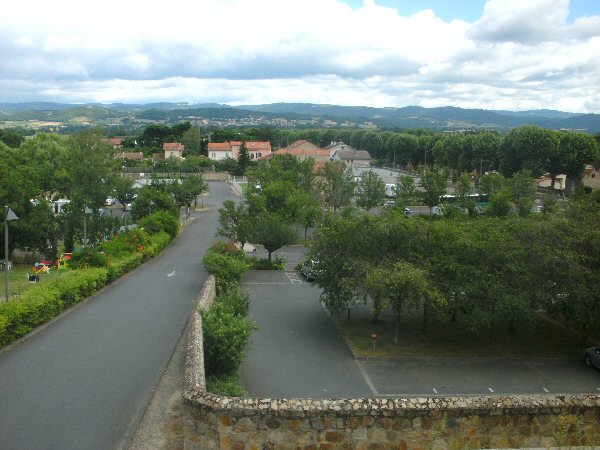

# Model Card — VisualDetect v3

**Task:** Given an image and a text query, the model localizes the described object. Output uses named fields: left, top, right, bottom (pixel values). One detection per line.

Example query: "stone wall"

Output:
left=183, top=278, right=600, bottom=449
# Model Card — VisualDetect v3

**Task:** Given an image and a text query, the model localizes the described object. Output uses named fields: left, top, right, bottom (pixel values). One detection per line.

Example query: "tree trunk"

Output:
left=347, top=308, right=351, bottom=321
left=422, top=297, right=428, bottom=333
left=371, top=297, right=382, bottom=323
left=267, top=250, right=272, bottom=262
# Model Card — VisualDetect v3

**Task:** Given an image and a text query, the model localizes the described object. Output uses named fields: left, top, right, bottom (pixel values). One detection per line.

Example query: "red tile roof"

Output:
left=208, top=142, right=232, bottom=151
left=163, top=142, right=184, bottom=152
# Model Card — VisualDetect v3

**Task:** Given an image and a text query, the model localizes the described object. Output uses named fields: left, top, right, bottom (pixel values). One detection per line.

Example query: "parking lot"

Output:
left=240, top=247, right=600, bottom=399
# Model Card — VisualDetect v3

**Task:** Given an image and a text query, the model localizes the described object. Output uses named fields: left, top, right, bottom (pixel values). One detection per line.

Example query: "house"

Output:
left=164, top=142, right=184, bottom=159
left=331, top=146, right=372, bottom=167
left=582, top=164, right=600, bottom=191
left=114, top=152, right=144, bottom=161
left=207, top=141, right=272, bottom=160
left=536, top=173, right=566, bottom=192
left=274, top=140, right=329, bottom=161
left=102, top=138, right=123, bottom=149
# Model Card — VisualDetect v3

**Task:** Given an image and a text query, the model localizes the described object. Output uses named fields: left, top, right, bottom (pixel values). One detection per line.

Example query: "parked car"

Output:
left=301, top=260, right=320, bottom=282
left=383, top=200, right=396, bottom=209
left=584, top=347, right=600, bottom=369
left=403, top=207, right=411, bottom=216
left=105, top=197, right=116, bottom=206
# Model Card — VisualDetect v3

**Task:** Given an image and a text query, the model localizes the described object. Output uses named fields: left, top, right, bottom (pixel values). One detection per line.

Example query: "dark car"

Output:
left=301, top=260, right=320, bottom=281
left=584, top=347, right=600, bottom=369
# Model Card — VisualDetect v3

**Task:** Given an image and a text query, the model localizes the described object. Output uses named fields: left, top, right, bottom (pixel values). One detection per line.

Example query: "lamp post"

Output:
left=4, top=206, right=18, bottom=302
left=83, top=205, right=92, bottom=247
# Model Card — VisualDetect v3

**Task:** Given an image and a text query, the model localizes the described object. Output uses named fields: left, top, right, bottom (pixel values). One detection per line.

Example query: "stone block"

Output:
left=232, top=441, right=245, bottom=450
left=352, top=428, right=368, bottom=440
left=325, top=431, right=346, bottom=443
left=346, top=418, right=360, bottom=429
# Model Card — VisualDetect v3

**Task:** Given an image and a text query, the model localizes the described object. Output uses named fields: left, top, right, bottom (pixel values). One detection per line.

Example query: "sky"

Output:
left=1, top=0, right=599, bottom=112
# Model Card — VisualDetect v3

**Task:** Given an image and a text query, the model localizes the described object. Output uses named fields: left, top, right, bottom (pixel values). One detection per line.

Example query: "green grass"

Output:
left=336, top=311, right=587, bottom=360
left=2, top=265, right=70, bottom=299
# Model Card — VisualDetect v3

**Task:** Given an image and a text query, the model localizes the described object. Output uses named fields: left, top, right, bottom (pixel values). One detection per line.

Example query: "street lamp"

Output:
left=4, top=206, right=18, bottom=302
left=83, top=205, right=92, bottom=248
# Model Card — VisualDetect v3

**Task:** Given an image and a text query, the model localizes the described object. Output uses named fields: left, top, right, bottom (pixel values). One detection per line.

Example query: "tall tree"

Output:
left=251, top=213, right=296, bottom=262
left=419, top=169, right=447, bottom=214
left=217, top=200, right=253, bottom=250
left=499, top=125, right=558, bottom=177
left=558, top=131, right=600, bottom=195
left=318, top=161, right=356, bottom=213
left=356, top=170, right=386, bottom=211
left=236, top=142, right=251, bottom=176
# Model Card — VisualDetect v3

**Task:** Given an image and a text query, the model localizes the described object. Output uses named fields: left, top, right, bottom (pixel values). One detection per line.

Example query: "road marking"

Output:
left=167, top=271, right=176, bottom=277
left=596, top=387, right=600, bottom=392
left=542, top=387, right=549, bottom=393
left=285, top=272, right=303, bottom=284
left=432, top=388, right=438, bottom=394
left=355, top=360, right=379, bottom=396
left=488, top=387, right=494, bottom=393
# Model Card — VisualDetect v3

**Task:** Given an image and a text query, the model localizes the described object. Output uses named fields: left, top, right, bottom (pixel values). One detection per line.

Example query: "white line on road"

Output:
left=432, top=388, right=438, bottom=394
left=355, top=360, right=379, bottom=396
left=285, top=273, right=303, bottom=284
left=542, top=387, right=549, bottom=393
left=167, top=271, right=176, bottom=277
left=596, top=387, right=600, bottom=392
left=488, top=387, right=494, bottom=393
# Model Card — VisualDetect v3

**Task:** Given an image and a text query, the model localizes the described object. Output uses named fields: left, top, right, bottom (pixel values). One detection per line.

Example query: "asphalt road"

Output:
left=241, top=267, right=600, bottom=399
left=0, top=182, right=234, bottom=450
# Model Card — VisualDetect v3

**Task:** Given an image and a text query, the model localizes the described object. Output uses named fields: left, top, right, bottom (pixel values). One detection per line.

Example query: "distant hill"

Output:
left=1, top=101, right=598, bottom=133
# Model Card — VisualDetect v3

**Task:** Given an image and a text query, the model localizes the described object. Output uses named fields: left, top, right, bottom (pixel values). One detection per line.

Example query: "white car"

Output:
left=105, top=197, right=116, bottom=206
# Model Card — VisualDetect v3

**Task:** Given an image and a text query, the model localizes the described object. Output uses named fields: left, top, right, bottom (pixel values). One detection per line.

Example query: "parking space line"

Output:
left=542, top=387, right=549, bottom=393
left=285, top=272, right=303, bottom=284
left=488, top=387, right=494, bottom=393
left=355, top=360, right=379, bottom=396
left=597, top=387, right=600, bottom=392
left=432, top=388, right=438, bottom=394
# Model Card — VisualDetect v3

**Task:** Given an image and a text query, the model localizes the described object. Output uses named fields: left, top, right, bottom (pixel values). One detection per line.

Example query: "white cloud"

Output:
left=0, top=0, right=599, bottom=112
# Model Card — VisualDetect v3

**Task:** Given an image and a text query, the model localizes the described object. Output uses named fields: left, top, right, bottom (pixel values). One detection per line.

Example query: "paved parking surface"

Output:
left=240, top=254, right=600, bottom=399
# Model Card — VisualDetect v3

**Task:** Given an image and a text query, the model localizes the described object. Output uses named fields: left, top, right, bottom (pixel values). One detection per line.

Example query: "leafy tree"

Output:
left=251, top=213, right=296, bottom=262
left=489, top=188, right=512, bottom=217
left=366, top=261, right=436, bottom=344
left=132, top=185, right=177, bottom=220
left=356, top=170, right=386, bottom=211
left=419, top=168, right=447, bottom=213
left=558, top=131, right=600, bottom=195
left=181, top=126, right=204, bottom=156
left=499, top=125, right=558, bottom=177
left=393, top=175, right=418, bottom=207
left=235, top=142, right=251, bottom=176
left=112, top=176, right=138, bottom=214
left=318, top=161, right=356, bottom=213
left=0, top=129, right=25, bottom=148
left=217, top=200, right=253, bottom=250
left=478, top=173, right=505, bottom=195
left=509, top=170, right=536, bottom=216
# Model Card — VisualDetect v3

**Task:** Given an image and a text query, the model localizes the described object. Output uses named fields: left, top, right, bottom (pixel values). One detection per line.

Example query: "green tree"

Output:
left=318, top=161, right=356, bottom=213
left=181, top=126, right=204, bottom=156
left=356, top=170, right=386, bottom=211
left=112, top=176, right=138, bottom=214
left=235, top=142, right=251, bottom=176
left=558, top=131, right=600, bottom=195
left=366, top=261, right=436, bottom=344
left=478, top=173, right=505, bottom=195
left=419, top=169, right=447, bottom=213
left=499, top=125, right=558, bottom=177
left=217, top=200, right=253, bottom=250
left=509, top=170, right=536, bottom=216
left=251, top=213, right=296, bottom=262
left=393, top=175, right=418, bottom=207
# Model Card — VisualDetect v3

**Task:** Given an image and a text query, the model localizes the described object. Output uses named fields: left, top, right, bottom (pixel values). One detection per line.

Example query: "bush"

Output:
left=247, top=256, right=285, bottom=270
left=69, top=247, right=108, bottom=269
left=139, top=210, right=180, bottom=238
left=216, top=284, right=250, bottom=317
left=206, top=374, right=247, bottom=397
left=201, top=301, right=256, bottom=377
left=0, top=268, right=109, bottom=346
left=203, top=249, right=247, bottom=285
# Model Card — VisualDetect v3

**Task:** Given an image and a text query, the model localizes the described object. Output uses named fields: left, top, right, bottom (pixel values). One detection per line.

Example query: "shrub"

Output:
left=203, top=249, right=247, bottom=285
left=69, top=247, right=108, bottom=269
left=139, top=210, right=180, bottom=238
left=0, top=268, right=109, bottom=346
left=102, top=229, right=152, bottom=257
left=201, top=301, right=256, bottom=377
left=247, top=256, right=285, bottom=270
left=206, top=374, right=247, bottom=397
left=216, top=284, right=250, bottom=317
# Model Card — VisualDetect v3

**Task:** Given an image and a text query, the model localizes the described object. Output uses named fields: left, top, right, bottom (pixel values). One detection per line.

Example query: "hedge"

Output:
left=0, top=230, right=173, bottom=348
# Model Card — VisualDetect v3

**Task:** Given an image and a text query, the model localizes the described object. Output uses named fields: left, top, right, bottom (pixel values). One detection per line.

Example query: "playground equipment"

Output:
left=33, top=262, right=51, bottom=273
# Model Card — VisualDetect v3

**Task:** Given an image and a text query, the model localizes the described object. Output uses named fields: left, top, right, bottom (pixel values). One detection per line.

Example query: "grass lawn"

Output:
left=2, top=265, right=70, bottom=299
left=335, top=309, right=587, bottom=360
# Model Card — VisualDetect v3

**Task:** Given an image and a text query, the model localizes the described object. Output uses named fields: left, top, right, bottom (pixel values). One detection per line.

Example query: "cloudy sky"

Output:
left=1, top=0, right=599, bottom=112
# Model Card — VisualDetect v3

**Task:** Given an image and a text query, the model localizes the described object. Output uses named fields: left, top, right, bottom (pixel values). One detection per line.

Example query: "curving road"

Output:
left=0, top=182, right=234, bottom=450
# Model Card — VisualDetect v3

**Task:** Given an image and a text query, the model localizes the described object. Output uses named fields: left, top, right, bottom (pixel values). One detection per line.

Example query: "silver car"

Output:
left=584, top=347, right=600, bottom=369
